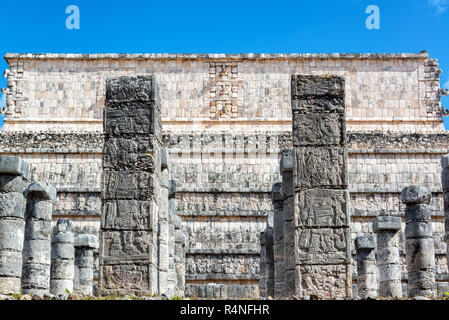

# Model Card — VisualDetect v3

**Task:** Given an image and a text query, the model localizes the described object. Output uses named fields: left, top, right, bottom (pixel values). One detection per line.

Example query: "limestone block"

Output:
left=0, top=175, right=25, bottom=193
left=0, top=192, right=25, bottom=219
left=401, top=186, right=431, bottom=205
left=300, top=264, right=351, bottom=298
left=0, top=155, right=31, bottom=180
left=99, top=264, right=155, bottom=295
left=355, top=235, right=376, bottom=250
left=373, top=216, right=401, bottom=232
left=291, top=75, right=345, bottom=98
left=405, top=204, right=432, bottom=223
left=271, top=183, right=283, bottom=203
left=296, top=189, right=350, bottom=227
left=103, top=137, right=158, bottom=172
left=406, top=238, right=436, bottom=269
left=102, top=200, right=156, bottom=231
left=74, top=234, right=98, bottom=249
left=293, top=112, right=345, bottom=147
left=101, top=230, right=156, bottom=264
left=23, top=181, right=57, bottom=201
left=106, top=75, right=158, bottom=104
left=25, top=200, right=52, bottom=223
left=292, top=97, right=345, bottom=114
left=404, top=221, right=433, bottom=239
left=294, top=147, right=347, bottom=191
left=102, top=171, right=154, bottom=200
left=161, top=147, right=170, bottom=170
left=296, top=228, right=351, bottom=264
left=280, top=149, right=294, bottom=172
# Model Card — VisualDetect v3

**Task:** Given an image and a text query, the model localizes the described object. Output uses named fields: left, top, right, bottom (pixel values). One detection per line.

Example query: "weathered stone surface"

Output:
left=161, top=147, right=170, bottom=169
left=300, top=264, right=351, bottom=298
left=102, top=171, right=154, bottom=200
left=296, top=228, right=350, bottom=264
left=102, top=200, right=156, bottom=231
left=103, top=137, right=158, bottom=171
left=0, top=155, right=31, bottom=180
left=280, top=149, right=294, bottom=172
left=406, top=238, right=436, bottom=269
left=0, top=175, right=25, bottom=193
left=106, top=75, right=158, bottom=104
left=23, top=238, right=51, bottom=264
left=74, top=234, right=98, bottom=249
left=401, top=186, right=431, bottom=205
left=25, top=200, right=52, bottom=223
left=0, top=192, right=25, bottom=219
left=23, top=181, right=57, bottom=201
left=296, top=189, right=349, bottom=227
left=404, top=221, right=433, bottom=239
left=405, top=204, right=432, bottom=222
left=292, top=97, right=345, bottom=114
left=21, top=263, right=51, bottom=290
left=0, top=277, right=21, bottom=295
left=50, top=218, right=74, bottom=295
left=291, top=75, right=345, bottom=98
left=293, top=112, right=345, bottom=147
left=294, top=147, right=347, bottom=191
left=101, top=230, right=156, bottom=264
left=442, top=154, right=449, bottom=169
left=374, top=216, right=401, bottom=232
left=355, top=235, right=376, bottom=250
left=99, top=264, right=154, bottom=295
left=0, top=219, right=25, bottom=251
left=271, top=183, right=283, bottom=203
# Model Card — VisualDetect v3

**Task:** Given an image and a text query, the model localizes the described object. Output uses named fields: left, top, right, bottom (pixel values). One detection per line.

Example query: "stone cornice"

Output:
left=4, top=52, right=430, bottom=62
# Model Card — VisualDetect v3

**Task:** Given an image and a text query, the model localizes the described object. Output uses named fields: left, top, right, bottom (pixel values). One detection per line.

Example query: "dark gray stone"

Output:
left=291, top=75, right=345, bottom=98
left=401, top=186, right=431, bottom=205
left=74, top=234, right=98, bottom=249
left=0, top=156, right=31, bottom=180
left=373, top=216, right=401, bottom=232
left=280, top=149, right=294, bottom=172
left=271, top=183, right=283, bottom=203
left=23, top=182, right=57, bottom=201
left=355, top=235, right=376, bottom=250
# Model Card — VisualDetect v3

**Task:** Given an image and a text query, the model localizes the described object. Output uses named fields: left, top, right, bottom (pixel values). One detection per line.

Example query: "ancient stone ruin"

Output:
left=0, top=52, right=449, bottom=299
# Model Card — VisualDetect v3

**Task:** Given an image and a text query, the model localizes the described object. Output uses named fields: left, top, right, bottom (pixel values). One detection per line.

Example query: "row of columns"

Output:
left=356, top=186, right=436, bottom=298
left=0, top=155, right=97, bottom=296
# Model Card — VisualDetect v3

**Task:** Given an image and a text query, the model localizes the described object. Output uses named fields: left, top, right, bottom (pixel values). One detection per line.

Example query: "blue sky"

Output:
left=1, top=0, right=449, bottom=128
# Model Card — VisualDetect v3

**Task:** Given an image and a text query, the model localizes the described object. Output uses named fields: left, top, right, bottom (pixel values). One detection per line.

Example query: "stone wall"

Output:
left=1, top=53, right=448, bottom=298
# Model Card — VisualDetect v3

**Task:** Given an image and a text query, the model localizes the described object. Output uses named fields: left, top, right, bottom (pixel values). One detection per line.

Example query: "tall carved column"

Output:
left=272, top=183, right=284, bottom=298
left=291, top=75, right=351, bottom=298
left=0, top=156, right=30, bottom=294
left=22, top=181, right=56, bottom=295
left=374, top=216, right=402, bottom=298
left=259, top=210, right=274, bottom=298
left=402, top=186, right=436, bottom=298
left=100, top=75, right=161, bottom=296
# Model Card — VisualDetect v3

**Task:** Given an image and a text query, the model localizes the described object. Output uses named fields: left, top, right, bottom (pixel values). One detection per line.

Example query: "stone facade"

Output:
left=1, top=52, right=448, bottom=297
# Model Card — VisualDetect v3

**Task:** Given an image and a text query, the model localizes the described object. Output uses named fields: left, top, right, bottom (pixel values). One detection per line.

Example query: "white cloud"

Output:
left=445, top=79, right=449, bottom=89
left=428, top=0, right=449, bottom=14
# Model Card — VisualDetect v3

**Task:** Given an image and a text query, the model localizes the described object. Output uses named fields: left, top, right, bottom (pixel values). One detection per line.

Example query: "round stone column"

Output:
left=373, top=216, right=402, bottom=298
left=74, top=234, right=98, bottom=296
left=50, top=218, right=75, bottom=295
left=0, top=156, right=30, bottom=294
left=22, top=181, right=57, bottom=295
left=355, top=235, right=377, bottom=299
left=402, top=186, right=436, bottom=298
